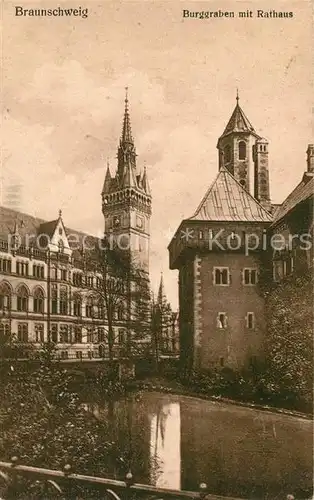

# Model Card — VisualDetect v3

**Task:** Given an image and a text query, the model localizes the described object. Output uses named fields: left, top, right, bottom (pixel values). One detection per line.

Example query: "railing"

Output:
left=0, top=459, right=243, bottom=500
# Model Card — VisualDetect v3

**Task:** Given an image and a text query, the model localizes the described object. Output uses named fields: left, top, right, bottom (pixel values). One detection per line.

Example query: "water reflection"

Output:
left=86, top=392, right=313, bottom=499
left=150, top=402, right=181, bottom=489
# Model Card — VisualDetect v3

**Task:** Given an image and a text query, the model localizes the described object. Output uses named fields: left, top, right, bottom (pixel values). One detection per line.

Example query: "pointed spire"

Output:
left=141, top=163, right=151, bottom=195
left=121, top=87, right=133, bottom=144
left=102, top=161, right=112, bottom=194
left=157, top=272, right=165, bottom=304
left=218, top=96, right=258, bottom=141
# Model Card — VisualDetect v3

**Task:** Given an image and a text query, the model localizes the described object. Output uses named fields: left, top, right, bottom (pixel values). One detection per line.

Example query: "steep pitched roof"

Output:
left=189, top=167, right=273, bottom=223
left=219, top=102, right=260, bottom=142
left=0, top=205, right=99, bottom=258
left=272, top=173, right=314, bottom=225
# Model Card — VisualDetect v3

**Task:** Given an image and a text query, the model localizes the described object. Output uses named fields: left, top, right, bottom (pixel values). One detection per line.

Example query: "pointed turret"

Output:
left=216, top=93, right=268, bottom=197
left=102, top=90, right=152, bottom=275
left=218, top=92, right=258, bottom=142
left=157, top=272, right=167, bottom=306
left=102, top=162, right=112, bottom=194
left=141, top=165, right=151, bottom=195
left=117, top=88, right=137, bottom=182
left=121, top=87, right=133, bottom=145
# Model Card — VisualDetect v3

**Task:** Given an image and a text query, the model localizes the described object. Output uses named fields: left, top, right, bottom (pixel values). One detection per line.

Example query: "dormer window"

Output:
left=238, top=141, right=246, bottom=160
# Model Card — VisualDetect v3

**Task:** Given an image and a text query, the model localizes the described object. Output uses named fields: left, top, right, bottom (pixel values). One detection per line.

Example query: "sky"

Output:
left=1, top=0, right=313, bottom=308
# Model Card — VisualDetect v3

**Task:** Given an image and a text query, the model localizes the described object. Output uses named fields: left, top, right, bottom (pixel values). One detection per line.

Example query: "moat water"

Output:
left=84, top=391, right=313, bottom=499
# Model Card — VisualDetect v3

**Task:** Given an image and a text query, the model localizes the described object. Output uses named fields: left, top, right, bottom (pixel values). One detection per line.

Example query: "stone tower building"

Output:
left=101, top=91, right=152, bottom=275
left=169, top=97, right=273, bottom=374
left=217, top=94, right=271, bottom=211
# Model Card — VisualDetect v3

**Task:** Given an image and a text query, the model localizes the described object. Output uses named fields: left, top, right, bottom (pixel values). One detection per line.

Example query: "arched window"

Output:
left=17, top=285, right=29, bottom=312
left=33, top=287, right=44, bottom=313
left=97, top=298, right=105, bottom=319
left=0, top=282, right=11, bottom=312
left=73, top=293, right=82, bottom=317
left=238, top=141, right=246, bottom=160
left=224, top=144, right=231, bottom=164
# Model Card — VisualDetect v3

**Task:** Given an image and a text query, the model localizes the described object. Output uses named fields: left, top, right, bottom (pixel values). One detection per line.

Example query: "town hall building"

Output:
left=0, top=93, right=152, bottom=361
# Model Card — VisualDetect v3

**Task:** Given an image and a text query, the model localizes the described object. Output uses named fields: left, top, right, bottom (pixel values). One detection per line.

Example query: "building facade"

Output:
left=168, top=97, right=313, bottom=374
left=0, top=95, right=152, bottom=361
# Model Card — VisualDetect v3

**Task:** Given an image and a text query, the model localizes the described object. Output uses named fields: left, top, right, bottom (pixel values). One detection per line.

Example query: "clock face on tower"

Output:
left=113, top=215, right=121, bottom=227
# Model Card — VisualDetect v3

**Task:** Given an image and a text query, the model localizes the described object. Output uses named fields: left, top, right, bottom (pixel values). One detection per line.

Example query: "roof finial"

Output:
left=236, top=88, right=239, bottom=103
left=58, top=209, right=62, bottom=218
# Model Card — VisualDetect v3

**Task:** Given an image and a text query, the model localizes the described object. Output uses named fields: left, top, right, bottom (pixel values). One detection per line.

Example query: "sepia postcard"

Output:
left=0, top=0, right=313, bottom=499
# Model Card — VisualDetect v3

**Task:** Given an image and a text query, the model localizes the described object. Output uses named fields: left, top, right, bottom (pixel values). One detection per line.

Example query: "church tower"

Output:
left=217, top=93, right=271, bottom=211
left=101, top=90, right=152, bottom=274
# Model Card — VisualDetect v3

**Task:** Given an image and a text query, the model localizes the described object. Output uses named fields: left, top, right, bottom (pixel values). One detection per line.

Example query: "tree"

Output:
left=263, top=271, right=313, bottom=409
left=73, top=237, right=152, bottom=378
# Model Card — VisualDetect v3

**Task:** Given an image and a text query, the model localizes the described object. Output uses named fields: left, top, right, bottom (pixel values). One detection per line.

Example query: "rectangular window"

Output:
left=51, top=285, right=58, bottom=314
left=216, top=312, right=227, bottom=329
left=86, top=305, right=92, bottom=317
left=74, top=326, right=82, bottom=343
left=76, top=351, right=83, bottom=359
left=59, top=324, right=70, bottom=343
left=98, top=327, right=105, bottom=343
left=16, top=262, right=28, bottom=276
left=17, top=323, right=28, bottom=342
left=60, top=269, right=67, bottom=281
left=199, top=230, right=204, bottom=239
left=34, top=323, right=44, bottom=343
left=0, top=258, right=12, bottom=273
left=246, top=312, right=255, bottom=329
left=33, top=265, right=45, bottom=279
left=213, top=267, right=230, bottom=285
left=60, top=351, right=68, bottom=360
left=86, top=327, right=93, bottom=343
left=0, top=322, right=10, bottom=338
left=243, top=268, right=258, bottom=285
left=59, top=287, right=68, bottom=315
left=51, top=324, right=58, bottom=343
left=51, top=267, right=58, bottom=280
left=219, top=357, right=224, bottom=367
